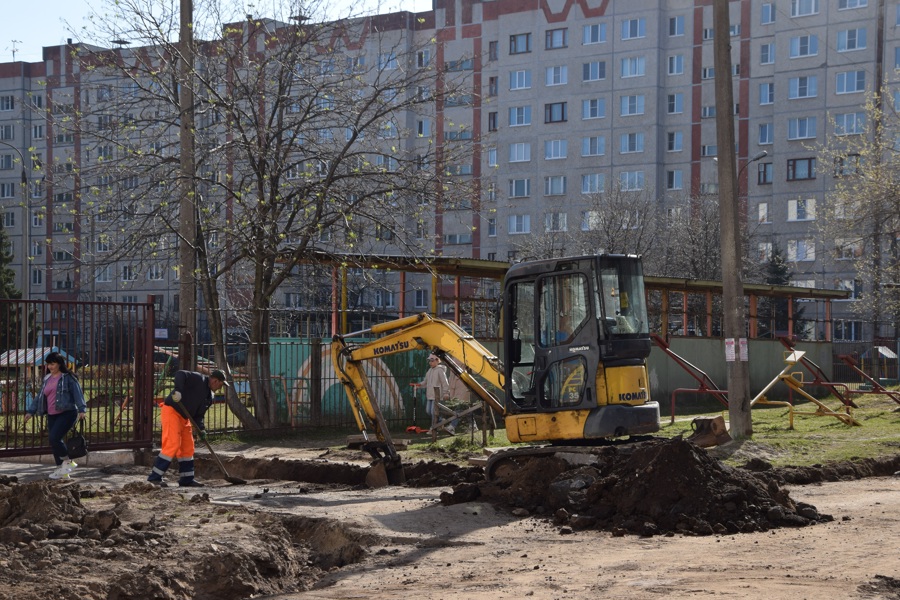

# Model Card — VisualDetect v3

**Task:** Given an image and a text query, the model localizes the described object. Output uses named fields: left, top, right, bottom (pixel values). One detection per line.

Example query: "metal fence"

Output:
left=0, top=298, right=155, bottom=458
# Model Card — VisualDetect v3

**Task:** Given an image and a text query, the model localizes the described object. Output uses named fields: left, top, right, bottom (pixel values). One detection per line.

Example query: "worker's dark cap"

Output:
left=210, top=369, right=230, bottom=386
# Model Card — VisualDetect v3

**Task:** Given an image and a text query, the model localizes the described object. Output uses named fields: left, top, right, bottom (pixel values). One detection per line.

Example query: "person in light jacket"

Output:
left=23, top=352, right=87, bottom=479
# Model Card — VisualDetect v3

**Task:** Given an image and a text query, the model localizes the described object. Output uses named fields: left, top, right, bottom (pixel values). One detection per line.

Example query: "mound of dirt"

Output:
left=0, top=479, right=372, bottom=600
left=441, top=438, right=833, bottom=536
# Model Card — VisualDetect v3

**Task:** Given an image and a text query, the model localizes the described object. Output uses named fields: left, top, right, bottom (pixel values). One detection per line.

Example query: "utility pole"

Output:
left=713, top=0, right=752, bottom=439
left=178, top=0, right=197, bottom=370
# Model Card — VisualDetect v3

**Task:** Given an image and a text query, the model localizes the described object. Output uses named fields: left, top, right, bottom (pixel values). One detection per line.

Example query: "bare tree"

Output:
left=64, top=0, right=472, bottom=427
left=814, top=90, right=900, bottom=338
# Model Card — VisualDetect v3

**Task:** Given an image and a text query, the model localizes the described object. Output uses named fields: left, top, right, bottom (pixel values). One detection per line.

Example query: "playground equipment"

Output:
left=651, top=334, right=729, bottom=423
left=752, top=350, right=860, bottom=428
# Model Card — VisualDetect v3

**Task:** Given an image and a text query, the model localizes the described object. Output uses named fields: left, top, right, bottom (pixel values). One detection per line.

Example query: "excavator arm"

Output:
left=332, top=313, right=507, bottom=485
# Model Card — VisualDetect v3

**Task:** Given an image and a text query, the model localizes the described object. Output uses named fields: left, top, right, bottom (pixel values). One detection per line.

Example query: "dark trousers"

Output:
left=47, top=411, right=78, bottom=466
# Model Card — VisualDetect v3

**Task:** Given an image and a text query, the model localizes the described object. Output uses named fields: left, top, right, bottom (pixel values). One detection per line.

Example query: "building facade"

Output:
left=0, top=0, right=893, bottom=341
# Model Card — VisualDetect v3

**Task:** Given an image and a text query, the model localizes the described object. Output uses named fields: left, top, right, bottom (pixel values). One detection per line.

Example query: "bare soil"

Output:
left=0, top=439, right=898, bottom=600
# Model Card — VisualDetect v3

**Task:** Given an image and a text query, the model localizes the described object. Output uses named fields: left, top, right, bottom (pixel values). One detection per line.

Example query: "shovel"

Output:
left=172, top=400, right=246, bottom=485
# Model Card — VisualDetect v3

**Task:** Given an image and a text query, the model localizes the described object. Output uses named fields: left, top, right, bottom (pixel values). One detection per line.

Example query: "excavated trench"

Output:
left=1, top=439, right=898, bottom=599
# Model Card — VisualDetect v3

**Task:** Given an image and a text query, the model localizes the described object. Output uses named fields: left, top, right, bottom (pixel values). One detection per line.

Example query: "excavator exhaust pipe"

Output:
left=686, top=416, right=732, bottom=448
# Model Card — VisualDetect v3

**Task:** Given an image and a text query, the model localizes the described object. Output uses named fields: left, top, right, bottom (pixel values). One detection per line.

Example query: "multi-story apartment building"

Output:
left=0, top=0, right=892, bottom=342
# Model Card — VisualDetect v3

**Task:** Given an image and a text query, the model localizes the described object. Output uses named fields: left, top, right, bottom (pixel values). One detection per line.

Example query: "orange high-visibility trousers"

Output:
left=159, top=404, right=195, bottom=461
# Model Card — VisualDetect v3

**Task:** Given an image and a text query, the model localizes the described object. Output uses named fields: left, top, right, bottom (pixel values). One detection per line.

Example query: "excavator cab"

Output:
left=501, top=254, right=659, bottom=443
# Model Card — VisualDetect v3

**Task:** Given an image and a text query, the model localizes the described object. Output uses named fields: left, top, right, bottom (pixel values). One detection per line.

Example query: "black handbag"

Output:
left=67, top=421, right=88, bottom=460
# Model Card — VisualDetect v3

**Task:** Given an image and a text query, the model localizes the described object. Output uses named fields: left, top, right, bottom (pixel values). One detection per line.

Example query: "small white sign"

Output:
left=725, top=338, right=736, bottom=362
left=739, top=338, right=748, bottom=362
left=154, top=328, right=168, bottom=339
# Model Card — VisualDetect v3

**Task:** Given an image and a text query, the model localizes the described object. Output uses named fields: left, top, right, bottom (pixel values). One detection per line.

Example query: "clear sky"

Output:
left=0, top=0, right=432, bottom=63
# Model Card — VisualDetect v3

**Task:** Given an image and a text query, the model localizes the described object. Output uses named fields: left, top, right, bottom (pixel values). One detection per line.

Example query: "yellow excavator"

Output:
left=332, top=254, right=660, bottom=485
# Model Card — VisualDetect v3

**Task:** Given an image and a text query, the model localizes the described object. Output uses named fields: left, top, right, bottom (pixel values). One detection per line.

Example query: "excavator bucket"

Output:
left=686, top=416, right=732, bottom=448
left=365, top=458, right=406, bottom=488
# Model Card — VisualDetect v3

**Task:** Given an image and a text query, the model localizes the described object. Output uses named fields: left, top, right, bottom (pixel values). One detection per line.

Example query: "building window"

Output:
left=666, top=170, right=683, bottom=190
left=703, top=28, right=714, bottom=41
left=488, top=76, right=498, bottom=96
left=488, top=41, right=498, bottom=61
left=510, top=33, right=532, bottom=54
left=835, top=238, right=863, bottom=260
left=582, top=136, right=605, bottom=156
left=788, top=117, right=817, bottom=140
left=759, top=123, right=773, bottom=145
left=761, top=2, right=775, bottom=23
left=96, top=266, right=112, bottom=283
left=838, top=0, right=866, bottom=9
left=787, top=158, right=816, bottom=180
left=582, top=98, right=606, bottom=119
left=544, top=176, right=566, bottom=196
left=583, top=61, right=606, bottom=82
left=509, top=106, right=532, bottom=126
left=789, top=35, right=818, bottom=58
left=701, top=145, right=717, bottom=157
left=760, top=43, right=774, bottom=65
left=621, top=95, right=645, bottom=116
left=508, top=214, right=531, bottom=234
left=667, top=131, right=683, bottom=152
left=509, top=178, right=531, bottom=198
left=545, top=65, right=568, bottom=86
left=791, top=0, right=819, bottom=17
left=0, top=183, right=15, bottom=198
left=666, top=94, right=683, bottom=115
left=619, top=171, right=644, bottom=191
left=621, top=18, right=646, bottom=40
left=758, top=203, right=770, bottom=223
left=759, top=82, right=774, bottom=105
left=758, top=162, right=773, bottom=184
left=148, top=263, right=165, bottom=281
left=758, top=242, right=773, bottom=262
left=836, top=71, right=866, bottom=94
left=838, top=28, right=866, bottom=52
left=545, top=212, right=567, bottom=232
left=378, top=53, right=398, bottom=70
left=509, top=142, right=531, bottom=162
left=669, top=16, right=684, bottom=37
left=619, top=132, right=644, bottom=154
left=583, top=23, right=606, bottom=44
left=488, top=218, right=497, bottom=237
left=122, top=265, right=138, bottom=282
left=789, top=76, right=817, bottom=99
left=416, top=49, right=430, bottom=68
left=544, top=102, right=567, bottom=123
left=581, top=173, right=605, bottom=194
left=620, top=56, right=645, bottom=78
left=701, top=105, right=716, bottom=118
left=834, top=320, right=863, bottom=341
left=835, top=112, right=865, bottom=135
left=787, top=239, right=816, bottom=261
left=835, top=154, right=862, bottom=176
left=0, top=96, right=14, bottom=111
left=701, top=67, right=715, bottom=79
left=510, top=70, right=532, bottom=90
left=544, top=139, right=567, bottom=160
left=667, top=55, right=684, bottom=75
left=488, top=112, right=498, bottom=131
left=545, top=28, right=567, bottom=49
left=415, top=290, right=428, bottom=309
left=788, top=198, right=816, bottom=221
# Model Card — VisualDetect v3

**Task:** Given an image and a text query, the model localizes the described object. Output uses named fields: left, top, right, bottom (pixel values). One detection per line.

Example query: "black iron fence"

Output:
left=0, top=298, right=155, bottom=458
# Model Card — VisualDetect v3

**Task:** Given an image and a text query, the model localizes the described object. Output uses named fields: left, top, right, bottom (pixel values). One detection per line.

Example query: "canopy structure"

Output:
left=0, top=347, right=75, bottom=368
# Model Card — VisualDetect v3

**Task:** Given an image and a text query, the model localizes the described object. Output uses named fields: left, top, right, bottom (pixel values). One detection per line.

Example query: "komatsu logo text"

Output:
left=618, top=390, right=647, bottom=402
left=373, top=341, right=410, bottom=355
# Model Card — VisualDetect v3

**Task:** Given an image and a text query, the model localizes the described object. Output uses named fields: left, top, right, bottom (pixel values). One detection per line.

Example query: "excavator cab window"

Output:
left=507, top=281, right=537, bottom=406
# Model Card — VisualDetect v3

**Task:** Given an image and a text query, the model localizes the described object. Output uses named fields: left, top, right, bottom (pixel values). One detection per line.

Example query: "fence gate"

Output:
left=0, top=298, right=155, bottom=458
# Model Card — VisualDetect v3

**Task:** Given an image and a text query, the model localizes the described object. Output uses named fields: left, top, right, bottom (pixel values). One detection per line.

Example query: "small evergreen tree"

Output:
left=0, top=225, right=22, bottom=351
left=758, top=244, right=805, bottom=338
